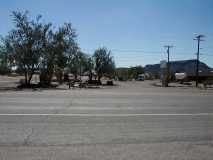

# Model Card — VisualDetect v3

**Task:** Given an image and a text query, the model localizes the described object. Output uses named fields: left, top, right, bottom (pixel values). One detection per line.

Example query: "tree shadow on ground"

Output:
left=0, top=82, right=119, bottom=92
left=0, top=84, right=67, bottom=92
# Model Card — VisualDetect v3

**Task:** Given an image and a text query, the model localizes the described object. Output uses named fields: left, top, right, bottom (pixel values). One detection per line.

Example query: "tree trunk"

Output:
left=89, top=72, right=93, bottom=81
left=46, top=62, right=54, bottom=86
left=47, top=70, right=53, bottom=85
left=74, top=73, right=78, bottom=80
left=28, top=72, right=33, bottom=85
left=98, top=74, right=102, bottom=81
left=58, top=71, right=63, bottom=84
left=24, top=69, right=28, bottom=85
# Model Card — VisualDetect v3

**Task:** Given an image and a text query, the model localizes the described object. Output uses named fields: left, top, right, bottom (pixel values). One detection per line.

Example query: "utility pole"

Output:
left=164, top=45, right=173, bottom=87
left=194, top=35, right=205, bottom=87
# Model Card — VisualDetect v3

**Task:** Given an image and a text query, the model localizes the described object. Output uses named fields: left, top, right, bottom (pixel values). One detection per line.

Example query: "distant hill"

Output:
left=144, top=59, right=212, bottom=76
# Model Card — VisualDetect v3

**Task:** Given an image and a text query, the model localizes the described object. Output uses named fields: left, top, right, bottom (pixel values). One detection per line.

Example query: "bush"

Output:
left=106, top=80, right=113, bottom=86
left=0, top=66, right=10, bottom=75
left=87, top=80, right=102, bottom=85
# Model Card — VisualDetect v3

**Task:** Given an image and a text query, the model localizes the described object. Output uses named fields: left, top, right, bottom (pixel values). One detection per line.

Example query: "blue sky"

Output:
left=0, top=0, right=213, bottom=67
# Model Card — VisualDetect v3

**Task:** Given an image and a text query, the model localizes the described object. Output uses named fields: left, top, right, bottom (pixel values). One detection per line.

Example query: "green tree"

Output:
left=66, top=45, right=80, bottom=79
left=129, top=65, right=144, bottom=79
left=93, top=47, right=115, bottom=81
left=7, top=11, right=50, bottom=85
left=66, top=47, right=90, bottom=80
left=0, top=37, right=13, bottom=74
left=84, top=56, right=94, bottom=81
left=40, top=23, right=77, bottom=85
left=115, top=67, right=129, bottom=81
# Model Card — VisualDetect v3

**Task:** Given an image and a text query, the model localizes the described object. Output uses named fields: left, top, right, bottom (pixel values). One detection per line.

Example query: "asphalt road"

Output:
left=0, top=81, right=213, bottom=160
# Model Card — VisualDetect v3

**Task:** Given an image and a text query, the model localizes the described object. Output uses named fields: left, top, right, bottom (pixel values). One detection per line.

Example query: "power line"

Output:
left=111, top=49, right=163, bottom=53
left=202, top=54, right=213, bottom=56
left=82, top=49, right=165, bottom=54
left=82, top=48, right=211, bottom=55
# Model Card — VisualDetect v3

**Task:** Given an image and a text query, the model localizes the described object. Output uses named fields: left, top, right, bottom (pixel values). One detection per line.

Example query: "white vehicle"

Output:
left=137, top=74, right=145, bottom=81
left=175, top=73, right=187, bottom=81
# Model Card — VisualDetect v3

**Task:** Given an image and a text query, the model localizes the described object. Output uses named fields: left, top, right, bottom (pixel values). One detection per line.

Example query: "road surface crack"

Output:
left=23, top=128, right=34, bottom=146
